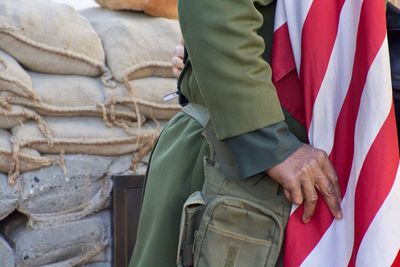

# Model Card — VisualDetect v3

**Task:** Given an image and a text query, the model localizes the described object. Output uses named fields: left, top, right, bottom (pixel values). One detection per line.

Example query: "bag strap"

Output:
left=181, top=103, right=209, bottom=128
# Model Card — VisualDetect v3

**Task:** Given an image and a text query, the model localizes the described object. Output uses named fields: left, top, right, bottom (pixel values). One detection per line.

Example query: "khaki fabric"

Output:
left=176, top=104, right=289, bottom=267
left=106, top=78, right=181, bottom=120
left=12, top=117, right=159, bottom=156
left=81, top=8, right=181, bottom=81
left=0, top=129, right=52, bottom=183
left=95, top=0, right=178, bottom=19
left=2, top=73, right=144, bottom=124
left=0, top=0, right=108, bottom=77
left=0, top=50, right=37, bottom=100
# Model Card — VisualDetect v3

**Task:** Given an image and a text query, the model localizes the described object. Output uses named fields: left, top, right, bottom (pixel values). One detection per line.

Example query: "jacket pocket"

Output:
left=193, top=196, right=284, bottom=267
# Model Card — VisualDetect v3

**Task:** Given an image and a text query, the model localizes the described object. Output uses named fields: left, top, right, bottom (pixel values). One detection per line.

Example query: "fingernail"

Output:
left=302, top=216, right=310, bottom=224
left=337, top=211, right=343, bottom=219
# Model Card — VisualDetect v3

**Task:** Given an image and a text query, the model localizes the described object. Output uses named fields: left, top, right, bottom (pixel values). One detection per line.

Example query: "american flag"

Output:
left=271, top=0, right=400, bottom=266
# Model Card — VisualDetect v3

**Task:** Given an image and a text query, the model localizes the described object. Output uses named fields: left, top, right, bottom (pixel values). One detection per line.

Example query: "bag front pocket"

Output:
left=177, top=191, right=206, bottom=267
left=193, top=197, right=284, bottom=267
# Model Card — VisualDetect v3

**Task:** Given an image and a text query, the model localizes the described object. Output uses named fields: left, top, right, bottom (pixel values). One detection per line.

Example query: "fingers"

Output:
left=283, top=188, right=292, bottom=202
left=289, top=184, right=303, bottom=206
left=319, top=154, right=342, bottom=202
left=174, top=44, right=184, bottom=59
left=172, top=56, right=184, bottom=78
left=172, top=56, right=184, bottom=69
left=301, top=179, right=318, bottom=223
left=266, top=144, right=343, bottom=223
left=314, top=167, right=343, bottom=220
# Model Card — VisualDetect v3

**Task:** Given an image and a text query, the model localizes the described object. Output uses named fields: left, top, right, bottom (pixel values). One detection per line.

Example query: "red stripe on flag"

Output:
left=272, top=24, right=295, bottom=82
left=272, top=23, right=306, bottom=125
left=284, top=0, right=387, bottom=265
left=393, top=250, right=400, bottom=267
left=299, top=0, right=345, bottom=128
left=349, top=105, right=399, bottom=266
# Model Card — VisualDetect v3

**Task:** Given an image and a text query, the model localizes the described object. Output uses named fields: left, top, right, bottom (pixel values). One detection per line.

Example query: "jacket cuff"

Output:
left=225, top=121, right=302, bottom=179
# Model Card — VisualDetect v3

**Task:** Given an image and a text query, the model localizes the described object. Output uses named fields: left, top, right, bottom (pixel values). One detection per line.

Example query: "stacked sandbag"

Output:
left=1, top=72, right=143, bottom=121
left=0, top=0, right=181, bottom=265
left=18, top=155, right=123, bottom=228
left=0, top=129, right=52, bottom=180
left=3, top=211, right=111, bottom=267
left=0, top=0, right=110, bottom=80
left=82, top=8, right=182, bottom=120
left=96, top=0, right=178, bottom=19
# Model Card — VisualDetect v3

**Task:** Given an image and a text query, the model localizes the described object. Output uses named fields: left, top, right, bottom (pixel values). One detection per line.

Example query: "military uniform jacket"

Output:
left=178, top=0, right=307, bottom=178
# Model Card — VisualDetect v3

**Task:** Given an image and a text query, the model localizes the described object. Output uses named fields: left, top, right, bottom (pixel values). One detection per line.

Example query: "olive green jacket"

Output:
left=178, top=0, right=306, bottom=178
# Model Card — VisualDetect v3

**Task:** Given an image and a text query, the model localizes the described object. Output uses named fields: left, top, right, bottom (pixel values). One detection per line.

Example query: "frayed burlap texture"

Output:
left=12, top=117, right=159, bottom=156
left=105, top=78, right=181, bottom=120
left=96, top=0, right=178, bottom=19
left=81, top=8, right=181, bottom=81
left=0, top=50, right=38, bottom=100
left=4, top=211, right=110, bottom=267
left=0, top=234, right=15, bottom=267
left=0, top=129, right=52, bottom=185
left=0, top=0, right=109, bottom=78
left=0, top=173, right=18, bottom=221
left=2, top=73, right=144, bottom=124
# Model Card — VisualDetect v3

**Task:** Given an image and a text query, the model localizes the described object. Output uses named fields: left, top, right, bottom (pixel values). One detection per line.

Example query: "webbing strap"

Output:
left=182, top=103, right=242, bottom=180
left=182, top=103, right=210, bottom=128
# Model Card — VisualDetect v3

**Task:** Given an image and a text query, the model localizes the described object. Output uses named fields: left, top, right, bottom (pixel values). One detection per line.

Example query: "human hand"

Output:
left=266, top=144, right=342, bottom=223
left=172, top=39, right=184, bottom=78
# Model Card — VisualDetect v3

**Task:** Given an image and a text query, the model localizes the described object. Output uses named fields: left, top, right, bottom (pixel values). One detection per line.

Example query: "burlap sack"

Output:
left=12, top=117, right=159, bottom=156
left=6, top=211, right=110, bottom=267
left=2, top=73, right=143, bottom=124
left=0, top=129, right=52, bottom=185
left=83, top=221, right=112, bottom=267
left=0, top=50, right=38, bottom=100
left=0, top=234, right=15, bottom=267
left=17, top=155, right=118, bottom=228
left=0, top=0, right=109, bottom=79
left=106, top=78, right=180, bottom=120
left=0, top=104, right=48, bottom=129
left=0, top=173, right=18, bottom=220
left=81, top=8, right=181, bottom=81
left=95, top=0, right=178, bottom=19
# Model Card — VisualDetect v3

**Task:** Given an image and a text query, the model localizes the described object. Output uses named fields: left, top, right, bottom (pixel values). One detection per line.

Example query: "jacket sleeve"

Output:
left=226, top=122, right=302, bottom=178
left=178, top=0, right=286, bottom=140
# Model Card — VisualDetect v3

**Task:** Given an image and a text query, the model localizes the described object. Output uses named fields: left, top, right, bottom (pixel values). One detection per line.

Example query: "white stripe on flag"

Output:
left=309, top=0, right=363, bottom=152
left=282, top=0, right=313, bottom=71
left=356, top=163, right=400, bottom=267
left=274, top=0, right=287, bottom=30
left=300, top=38, right=393, bottom=267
